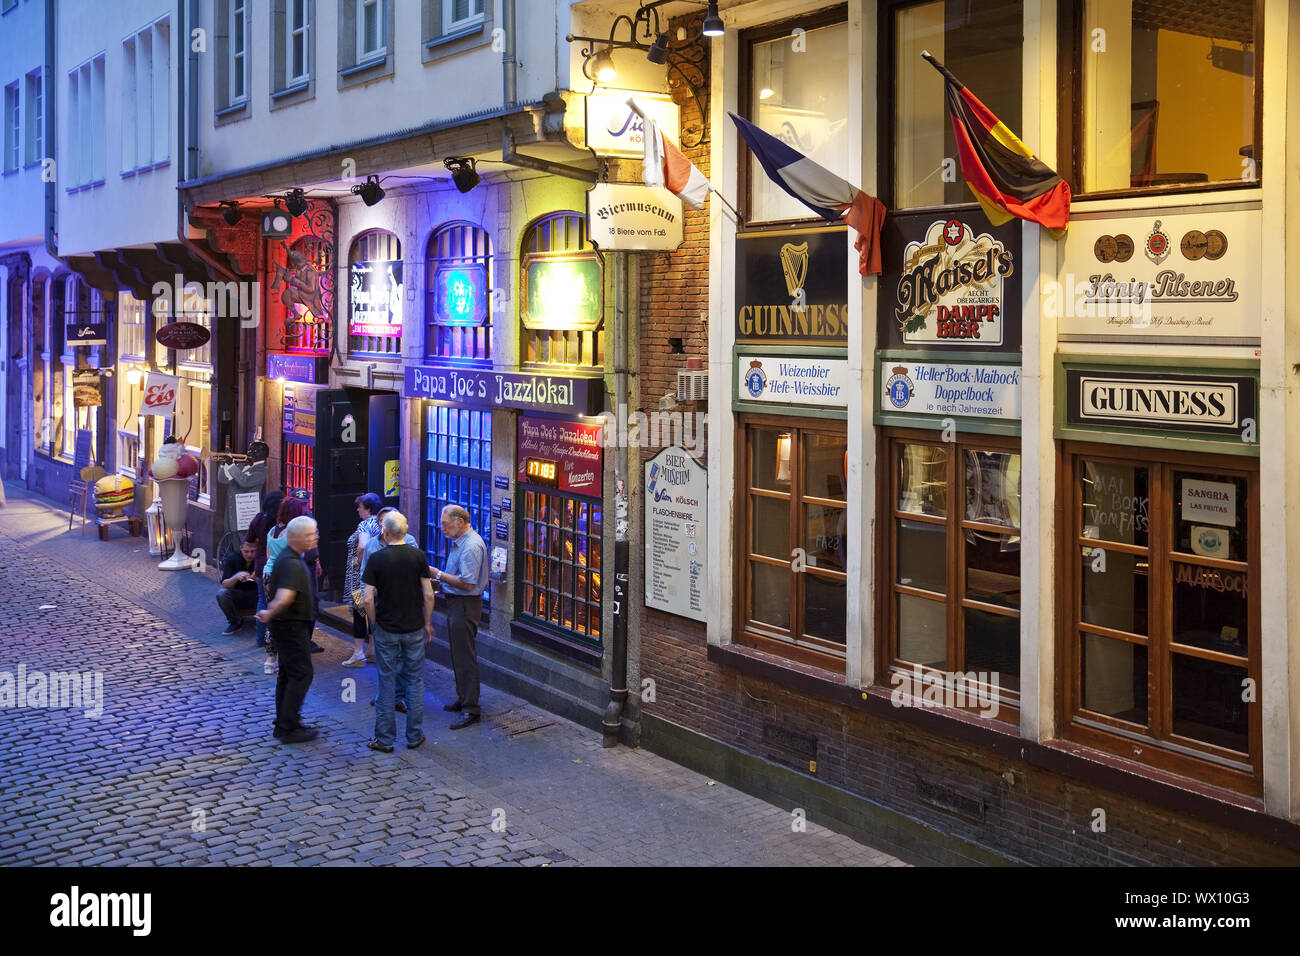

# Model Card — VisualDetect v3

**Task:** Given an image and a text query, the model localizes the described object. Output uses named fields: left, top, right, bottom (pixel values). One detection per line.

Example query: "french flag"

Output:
left=729, top=112, right=886, bottom=276
left=642, top=116, right=710, bottom=211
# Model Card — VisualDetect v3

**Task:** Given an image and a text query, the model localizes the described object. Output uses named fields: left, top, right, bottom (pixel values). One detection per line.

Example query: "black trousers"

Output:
left=216, top=586, right=257, bottom=626
left=446, top=594, right=482, bottom=714
left=272, top=619, right=314, bottom=734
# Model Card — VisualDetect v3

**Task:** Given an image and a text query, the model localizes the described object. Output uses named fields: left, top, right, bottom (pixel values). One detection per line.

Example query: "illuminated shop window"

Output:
left=425, top=221, right=492, bottom=362
left=348, top=228, right=402, bottom=358
left=519, top=489, right=602, bottom=642
left=281, top=234, right=333, bottom=354
left=424, top=404, right=492, bottom=605
left=519, top=212, right=604, bottom=369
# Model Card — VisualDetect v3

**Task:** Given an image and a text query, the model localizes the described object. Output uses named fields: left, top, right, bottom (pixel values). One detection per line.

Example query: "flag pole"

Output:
left=626, top=97, right=743, bottom=224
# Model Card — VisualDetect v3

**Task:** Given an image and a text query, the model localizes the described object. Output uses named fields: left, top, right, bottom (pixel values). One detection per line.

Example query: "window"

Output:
left=33, top=276, right=48, bottom=453
left=340, top=0, right=393, bottom=84
left=231, top=0, right=247, bottom=103
left=3, top=82, right=18, bottom=173
left=116, top=293, right=148, bottom=477
left=892, top=0, right=1022, bottom=209
left=882, top=432, right=1021, bottom=712
left=519, top=212, right=604, bottom=368
left=741, top=420, right=848, bottom=667
left=520, top=489, right=602, bottom=644
left=288, top=0, right=310, bottom=84
left=443, top=0, right=483, bottom=33
left=279, top=235, right=332, bottom=353
left=422, top=0, right=495, bottom=60
left=423, top=405, right=492, bottom=604
left=66, top=54, right=105, bottom=187
left=122, top=18, right=170, bottom=172
left=1063, top=446, right=1259, bottom=791
left=215, top=0, right=249, bottom=114
left=425, top=222, right=492, bottom=362
left=273, top=0, right=313, bottom=93
left=358, top=0, right=386, bottom=61
left=1067, top=0, right=1261, bottom=194
left=347, top=229, right=402, bottom=358
left=742, top=9, right=849, bottom=223
left=162, top=289, right=214, bottom=501
left=24, top=69, right=41, bottom=166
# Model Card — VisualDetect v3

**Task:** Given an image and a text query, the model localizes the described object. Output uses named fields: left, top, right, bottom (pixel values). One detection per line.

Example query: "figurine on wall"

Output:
left=214, top=435, right=270, bottom=534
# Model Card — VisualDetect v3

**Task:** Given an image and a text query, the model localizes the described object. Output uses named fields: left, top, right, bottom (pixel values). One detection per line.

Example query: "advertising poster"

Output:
left=644, top=446, right=707, bottom=623
left=517, top=417, right=603, bottom=496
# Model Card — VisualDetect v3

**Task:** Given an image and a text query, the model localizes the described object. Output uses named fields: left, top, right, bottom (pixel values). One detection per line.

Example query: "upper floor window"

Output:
left=273, top=0, right=313, bottom=92
left=3, top=82, right=17, bottom=173
left=444, top=0, right=483, bottom=33
left=339, top=0, right=393, bottom=83
left=359, top=0, right=386, bottom=61
left=66, top=54, right=106, bottom=187
left=741, top=8, right=849, bottom=223
left=348, top=228, right=402, bottom=358
left=24, top=69, right=42, bottom=166
left=1065, top=0, right=1261, bottom=195
left=519, top=211, right=604, bottom=368
left=891, top=0, right=1022, bottom=209
left=215, top=0, right=249, bottom=114
left=231, top=0, right=248, bottom=102
left=121, top=17, right=171, bottom=173
left=425, top=221, right=492, bottom=363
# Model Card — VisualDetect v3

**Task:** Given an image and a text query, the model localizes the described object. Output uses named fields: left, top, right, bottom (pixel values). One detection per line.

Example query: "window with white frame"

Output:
left=231, top=0, right=248, bottom=104
left=159, top=288, right=214, bottom=501
left=3, top=82, right=18, bottom=173
left=122, top=18, right=171, bottom=172
left=67, top=54, right=105, bottom=186
left=444, top=0, right=483, bottom=33
left=116, top=292, right=148, bottom=477
left=358, top=0, right=386, bottom=61
left=288, top=0, right=310, bottom=85
left=25, top=69, right=42, bottom=166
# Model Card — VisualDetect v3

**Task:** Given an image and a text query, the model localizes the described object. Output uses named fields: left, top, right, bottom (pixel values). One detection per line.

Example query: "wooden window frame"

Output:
left=876, top=427, right=1022, bottom=722
left=735, top=414, right=848, bottom=672
left=1057, top=440, right=1261, bottom=794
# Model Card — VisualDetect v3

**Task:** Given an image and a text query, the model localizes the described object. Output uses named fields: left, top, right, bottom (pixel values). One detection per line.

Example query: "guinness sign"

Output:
left=1065, top=368, right=1257, bottom=437
left=736, top=226, right=848, bottom=344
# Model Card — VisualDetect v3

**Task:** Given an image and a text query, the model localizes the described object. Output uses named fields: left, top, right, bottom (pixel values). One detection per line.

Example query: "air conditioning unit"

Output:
left=677, top=368, right=708, bottom=402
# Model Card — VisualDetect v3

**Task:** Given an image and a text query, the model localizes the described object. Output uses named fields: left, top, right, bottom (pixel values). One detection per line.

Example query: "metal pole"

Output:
left=603, top=250, right=630, bottom=748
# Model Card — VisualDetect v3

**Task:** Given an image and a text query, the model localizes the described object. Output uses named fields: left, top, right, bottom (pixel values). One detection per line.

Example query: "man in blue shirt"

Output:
left=432, top=504, right=488, bottom=729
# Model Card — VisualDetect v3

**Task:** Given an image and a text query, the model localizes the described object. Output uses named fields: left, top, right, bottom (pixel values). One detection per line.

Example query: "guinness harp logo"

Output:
left=779, top=241, right=809, bottom=298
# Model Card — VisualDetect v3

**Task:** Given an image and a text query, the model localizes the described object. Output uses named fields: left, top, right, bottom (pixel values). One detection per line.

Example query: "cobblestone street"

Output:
left=0, top=485, right=907, bottom=867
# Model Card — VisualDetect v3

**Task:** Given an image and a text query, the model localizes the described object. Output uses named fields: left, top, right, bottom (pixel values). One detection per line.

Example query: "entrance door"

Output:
left=313, top=388, right=369, bottom=592
left=368, top=392, right=400, bottom=512
left=4, top=277, right=24, bottom=479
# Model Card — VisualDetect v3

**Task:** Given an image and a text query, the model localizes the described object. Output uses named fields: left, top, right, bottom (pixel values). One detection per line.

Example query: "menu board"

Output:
left=644, top=446, right=707, bottom=623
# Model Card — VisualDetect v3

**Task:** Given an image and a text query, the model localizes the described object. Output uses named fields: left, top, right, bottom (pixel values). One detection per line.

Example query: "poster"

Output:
left=384, top=459, right=400, bottom=498
left=348, top=260, right=403, bottom=337
left=72, top=370, right=103, bottom=407
left=516, top=417, right=603, bottom=495
left=233, top=492, right=261, bottom=531
left=644, top=446, right=707, bottom=623
left=141, top=372, right=179, bottom=417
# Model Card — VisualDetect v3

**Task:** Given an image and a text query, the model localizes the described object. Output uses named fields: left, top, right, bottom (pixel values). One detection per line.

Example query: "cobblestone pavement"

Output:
left=0, top=484, right=908, bottom=867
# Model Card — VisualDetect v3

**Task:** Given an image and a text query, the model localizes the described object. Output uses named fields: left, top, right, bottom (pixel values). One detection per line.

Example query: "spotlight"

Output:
left=592, top=47, right=617, bottom=83
left=702, top=1, right=724, bottom=37
left=444, top=157, right=480, bottom=194
left=285, top=188, right=308, bottom=217
left=219, top=201, right=242, bottom=226
left=647, top=32, right=669, bottom=65
left=351, top=175, right=385, bottom=207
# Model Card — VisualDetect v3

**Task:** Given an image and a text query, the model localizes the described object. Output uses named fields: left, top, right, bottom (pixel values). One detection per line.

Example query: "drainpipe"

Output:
left=43, top=0, right=56, bottom=261
left=603, top=249, right=630, bottom=747
left=502, top=0, right=516, bottom=108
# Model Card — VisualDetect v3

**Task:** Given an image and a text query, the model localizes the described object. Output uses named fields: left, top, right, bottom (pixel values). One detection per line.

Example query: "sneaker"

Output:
left=264, top=658, right=278, bottom=674
left=341, top=652, right=366, bottom=668
left=366, top=738, right=394, bottom=753
left=221, top=623, right=242, bottom=636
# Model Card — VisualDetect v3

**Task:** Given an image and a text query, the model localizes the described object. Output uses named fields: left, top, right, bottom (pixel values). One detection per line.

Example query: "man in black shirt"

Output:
left=216, top=540, right=259, bottom=635
left=362, top=510, right=433, bottom=752
left=256, top=516, right=320, bottom=744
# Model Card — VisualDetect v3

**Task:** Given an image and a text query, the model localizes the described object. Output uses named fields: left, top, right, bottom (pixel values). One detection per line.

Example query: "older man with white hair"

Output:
left=256, top=515, right=320, bottom=744
left=362, top=510, right=433, bottom=752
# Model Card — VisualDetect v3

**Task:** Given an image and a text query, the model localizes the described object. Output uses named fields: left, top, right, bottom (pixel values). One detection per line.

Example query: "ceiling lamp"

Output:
left=285, top=188, right=308, bottom=217
left=351, top=175, right=385, bottom=206
left=444, top=157, right=480, bottom=193
left=219, top=201, right=242, bottom=226
left=702, top=1, right=724, bottom=37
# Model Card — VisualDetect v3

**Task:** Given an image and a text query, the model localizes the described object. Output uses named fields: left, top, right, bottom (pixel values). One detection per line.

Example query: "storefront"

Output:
left=270, top=354, right=328, bottom=506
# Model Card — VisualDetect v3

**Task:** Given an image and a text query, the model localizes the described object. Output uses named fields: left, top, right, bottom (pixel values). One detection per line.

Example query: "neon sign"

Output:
left=434, top=264, right=488, bottom=327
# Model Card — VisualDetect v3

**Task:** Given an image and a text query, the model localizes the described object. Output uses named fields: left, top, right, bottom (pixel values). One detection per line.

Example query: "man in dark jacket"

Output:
left=216, top=540, right=259, bottom=635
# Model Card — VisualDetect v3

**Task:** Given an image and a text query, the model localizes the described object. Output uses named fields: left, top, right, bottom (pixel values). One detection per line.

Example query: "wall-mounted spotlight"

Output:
left=592, top=47, right=617, bottom=83
left=444, top=157, right=480, bottom=194
left=351, top=175, right=385, bottom=207
left=702, top=1, right=724, bottom=37
left=219, top=201, right=242, bottom=226
left=646, top=32, right=669, bottom=64
left=285, top=188, right=308, bottom=217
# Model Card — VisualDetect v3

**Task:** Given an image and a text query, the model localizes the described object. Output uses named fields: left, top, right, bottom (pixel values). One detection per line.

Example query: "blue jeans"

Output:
left=373, top=624, right=425, bottom=747
left=255, top=578, right=268, bottom=647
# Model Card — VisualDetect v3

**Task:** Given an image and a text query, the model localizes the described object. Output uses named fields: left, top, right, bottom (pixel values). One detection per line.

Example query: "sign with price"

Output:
left=141, top=372, right=180, bottom=418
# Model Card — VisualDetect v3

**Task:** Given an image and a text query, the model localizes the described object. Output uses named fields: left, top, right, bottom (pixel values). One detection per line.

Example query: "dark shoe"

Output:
left=367, top=738, right=394, bottom=753
left=407, top=735, right=426, bottom=750
left=395, top=700, right=407, bottom=714
left=443, top=701, right=463, bottom=712
left=450, top=712, right=480, bottom=730
left=221, top=622, right=242, bottom=636
left=274, top=726, right=318, bottom=744
left=310, top=641, right=325, bottom=653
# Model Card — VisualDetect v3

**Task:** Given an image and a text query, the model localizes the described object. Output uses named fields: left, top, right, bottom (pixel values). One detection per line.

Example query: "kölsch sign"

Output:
left=582, top=91, right=680, bottom=158
left=586, top=184, right=683, bottom=251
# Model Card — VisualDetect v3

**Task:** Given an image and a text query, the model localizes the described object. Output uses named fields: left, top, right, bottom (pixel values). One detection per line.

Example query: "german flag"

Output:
left=923, top=52, right=1070, bottom=237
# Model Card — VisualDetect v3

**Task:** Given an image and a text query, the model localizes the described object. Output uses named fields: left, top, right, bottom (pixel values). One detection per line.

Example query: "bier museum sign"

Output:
left=586, top=184, right=684, bottom=251
left=735, top=227, right=849, bottom=344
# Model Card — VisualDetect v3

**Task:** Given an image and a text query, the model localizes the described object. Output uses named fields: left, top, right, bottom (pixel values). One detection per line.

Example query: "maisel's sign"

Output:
left=586, top=184, right=684, bottom=251
left=735, top=226, right=848, bottom=344
left=1065, top=368, right=1257, bottom=436
left=404, top=365, right=605, bottom=417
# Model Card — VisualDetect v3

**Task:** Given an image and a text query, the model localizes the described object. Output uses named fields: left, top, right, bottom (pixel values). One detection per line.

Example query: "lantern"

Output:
left=146, top=495, right=170, bottom=557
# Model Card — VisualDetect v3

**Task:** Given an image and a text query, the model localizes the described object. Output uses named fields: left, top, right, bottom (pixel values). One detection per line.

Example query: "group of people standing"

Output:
left=221, top=488, right=489, bottom=748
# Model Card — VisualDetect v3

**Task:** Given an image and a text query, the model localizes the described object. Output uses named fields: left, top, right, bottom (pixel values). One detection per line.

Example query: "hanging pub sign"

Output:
left=432, top=263, right=489, bottom=327
left=879, top=208, right=1022, bottom=351
left=735, top=226, right=849, bottom=344
left=520, top=252, right=603, bottom=331
left=586, top=184, right=684, bottom=251
left=66, top=322, right=107, bottom=347
left=581, top=90, right=680, bottom=158
left=349, top=260, right=403, bottom=337
left=404, top=365, right=604, bottom=417
left=644, top=445, right=708, bottom=623
left=1064, top=367, right=1257, bottom=438
left=517, top=417, right=604, bottom=496
left=155, top=321, right=211, bottom=351
left=1054, top=205, right=1261, bottom=345
left=267, top=353, right=326, bottom=385
left=72, top=369, right=103, bottom=407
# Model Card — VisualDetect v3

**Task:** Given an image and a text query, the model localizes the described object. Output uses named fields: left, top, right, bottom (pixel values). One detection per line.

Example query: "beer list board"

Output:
left=644, top=446, right=707, bottom=622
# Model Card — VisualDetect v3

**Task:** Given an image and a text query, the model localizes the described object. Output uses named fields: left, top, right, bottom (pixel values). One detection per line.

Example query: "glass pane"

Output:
left=1171, top=561, right=1249, bottom=655
left=1172, top=654, right=1248, bottom=753
left=804, top=433, right=847, bottom=501
left=804, top=574, right=846, bottom=645
left=1172, top=472, right=1247, bottom=562
left=1080, top=633, right=1147, bottom=725
left=965, top=451, right=1020, bottom=528
left=965, top=531, right=1020, bottom=609
left=897, top=519, right=946, bottom=594
left=750, top=21, right=849, bottom=222
left=751, top=427, right=792, bottom=492
left=752, top=496, right=790, bottom=560
left=898, top=443, right=947, bottom=516
left=1081, top=547, right=1148, bottom=636
left=803, top=504, right=845, bottom=573
left=895, top=1, right=1022, bottom=208
left=898, top=593, right=946, bottom=668
left=750, top=563, right=791, bottom=631
left=1080, top=460, right=1149, bottom=548
left=1081, top=1, right=1256, bottom=192
left=963, top=608, right=1019, bottom=692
